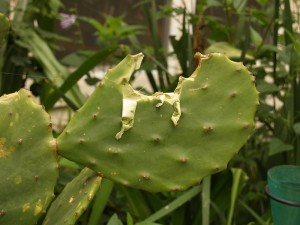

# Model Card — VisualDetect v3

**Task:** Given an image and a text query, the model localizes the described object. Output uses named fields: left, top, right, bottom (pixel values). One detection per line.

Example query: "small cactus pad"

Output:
left=0, top=89, right=58, bottom=225
left=57, top=53, right=258, bottom=192
left=43, top=168, right=102, bottom=225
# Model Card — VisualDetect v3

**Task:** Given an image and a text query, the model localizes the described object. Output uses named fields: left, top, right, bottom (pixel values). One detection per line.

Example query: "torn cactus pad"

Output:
left=57, top=53, right=258, bottom=192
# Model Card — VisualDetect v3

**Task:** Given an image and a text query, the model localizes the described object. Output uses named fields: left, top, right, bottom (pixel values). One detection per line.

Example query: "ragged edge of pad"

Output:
left=0, top=92, right=19, bottom=102
left=114, top=53, right=210, bottom=140
left=103, top=53, right=144, bottom=85
left=115, top=84, right=152, bottom=140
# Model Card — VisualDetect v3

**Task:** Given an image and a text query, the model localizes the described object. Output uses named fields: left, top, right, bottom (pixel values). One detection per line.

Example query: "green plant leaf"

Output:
left=0, top=13, right=9, bottom=47
left=44, top=46, right=118, bottom=110
left=107, top=214, right=124, bottom=225
left=233, top=0, right=247, bottom=12
left=143, top=185, right=202, bottom=222
left=117, top=185, right=151, bottom=219
left=256, top=0, right=268, bottom=6
left=136, top=222, right=162, bottom=225
left=61, top=50, right=96, bottom=67
left=205, top=42, right=254, bottom=61
left=15, top=26, right=85, bottom=107
left=238, top=199, right=268, bottom=225
left=293, top=123, right=300, bottom=135
left=250, top=26, right=263, bottom=47
left=268, top=137, right=293, bottom=156
left=127, top=213, right=134, bottom=225
left=284, top=30, right=300, bottom=52
left=227, top=168, right=249, bottom=225
left=256, top=81, right=279, bottom=93
left=206, top=0, right=223, bottom=7
left=202, top=176, right=211, bottom=225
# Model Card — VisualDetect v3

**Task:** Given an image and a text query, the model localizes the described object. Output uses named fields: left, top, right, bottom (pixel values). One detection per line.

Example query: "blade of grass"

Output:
left=12, top=0, right=29, bottom=23
left=16, top=28, right=68, bottom=84
left=170, top=206, right=186, bottom=225
left=129, top=35, right=171, bottom=77
left=117, top=185, right=152, bottom=219
left=142, top=0, right=169, bottom=90
left=16, top=27, right=85, bottom=107
left=202, top=176, right=211, bottom=225
left=44, top=46, right=118, bottom=110
left=142, top=191, right=164, bottom=212
left=143, top=185, right=202, bottom=223
left=170, top=8, right=194, bottom=77
left=285, top=30, right=300, bottom=52
left=128, top=34, right=173, bottom=93
left=0, top=13, right=9, bottom=47
left=145, top=70, right=159, bottom=93
left=273, top=0, right=280, bottom=83
left=282, top=0, right=300, bottom=164
left=283, top=0, right=293, bottom=46
left=237, top=199, right=267, bottom=225
left=87, top=179, right=114, bottom=225
left=227, top=169, right=245, bottom=225
left=47, top=80, right=79, bottom=111
left=210, top=200, right=227, bottom=225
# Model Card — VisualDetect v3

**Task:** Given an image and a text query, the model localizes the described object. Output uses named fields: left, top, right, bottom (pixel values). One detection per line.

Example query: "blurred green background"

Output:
left=1, top=0, right=300, bottom=224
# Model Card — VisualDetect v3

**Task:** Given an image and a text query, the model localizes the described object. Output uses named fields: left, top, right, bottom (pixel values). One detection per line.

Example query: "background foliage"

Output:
left=1, top=0, right=300, bottom=224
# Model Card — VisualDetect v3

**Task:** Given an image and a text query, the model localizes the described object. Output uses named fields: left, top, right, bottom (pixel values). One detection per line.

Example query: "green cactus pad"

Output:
left=57, top=53, right=258, bottom=192
left=0, top=89, right=58, bottom=225
left=43, top=168, right=101, bottom=225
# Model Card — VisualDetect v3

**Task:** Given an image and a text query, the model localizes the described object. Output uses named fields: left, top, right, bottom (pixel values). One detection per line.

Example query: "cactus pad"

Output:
left=57, top=53, right=258, bottom=192
left=0, top=89, right=58, bottom=225
left=43, top=168, right=101, bottom=225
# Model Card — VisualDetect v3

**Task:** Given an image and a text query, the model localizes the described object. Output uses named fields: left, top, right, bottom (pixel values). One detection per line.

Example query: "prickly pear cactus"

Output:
left=43, top=168, right=101, bottom=225
left=57, top=53, right=258, bottom=192
left=0, top=89, right=58, bottom=225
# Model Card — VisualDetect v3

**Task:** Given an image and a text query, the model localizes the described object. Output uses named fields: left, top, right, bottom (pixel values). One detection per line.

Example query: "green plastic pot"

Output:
left=266, top=165, right=300, bottom=225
